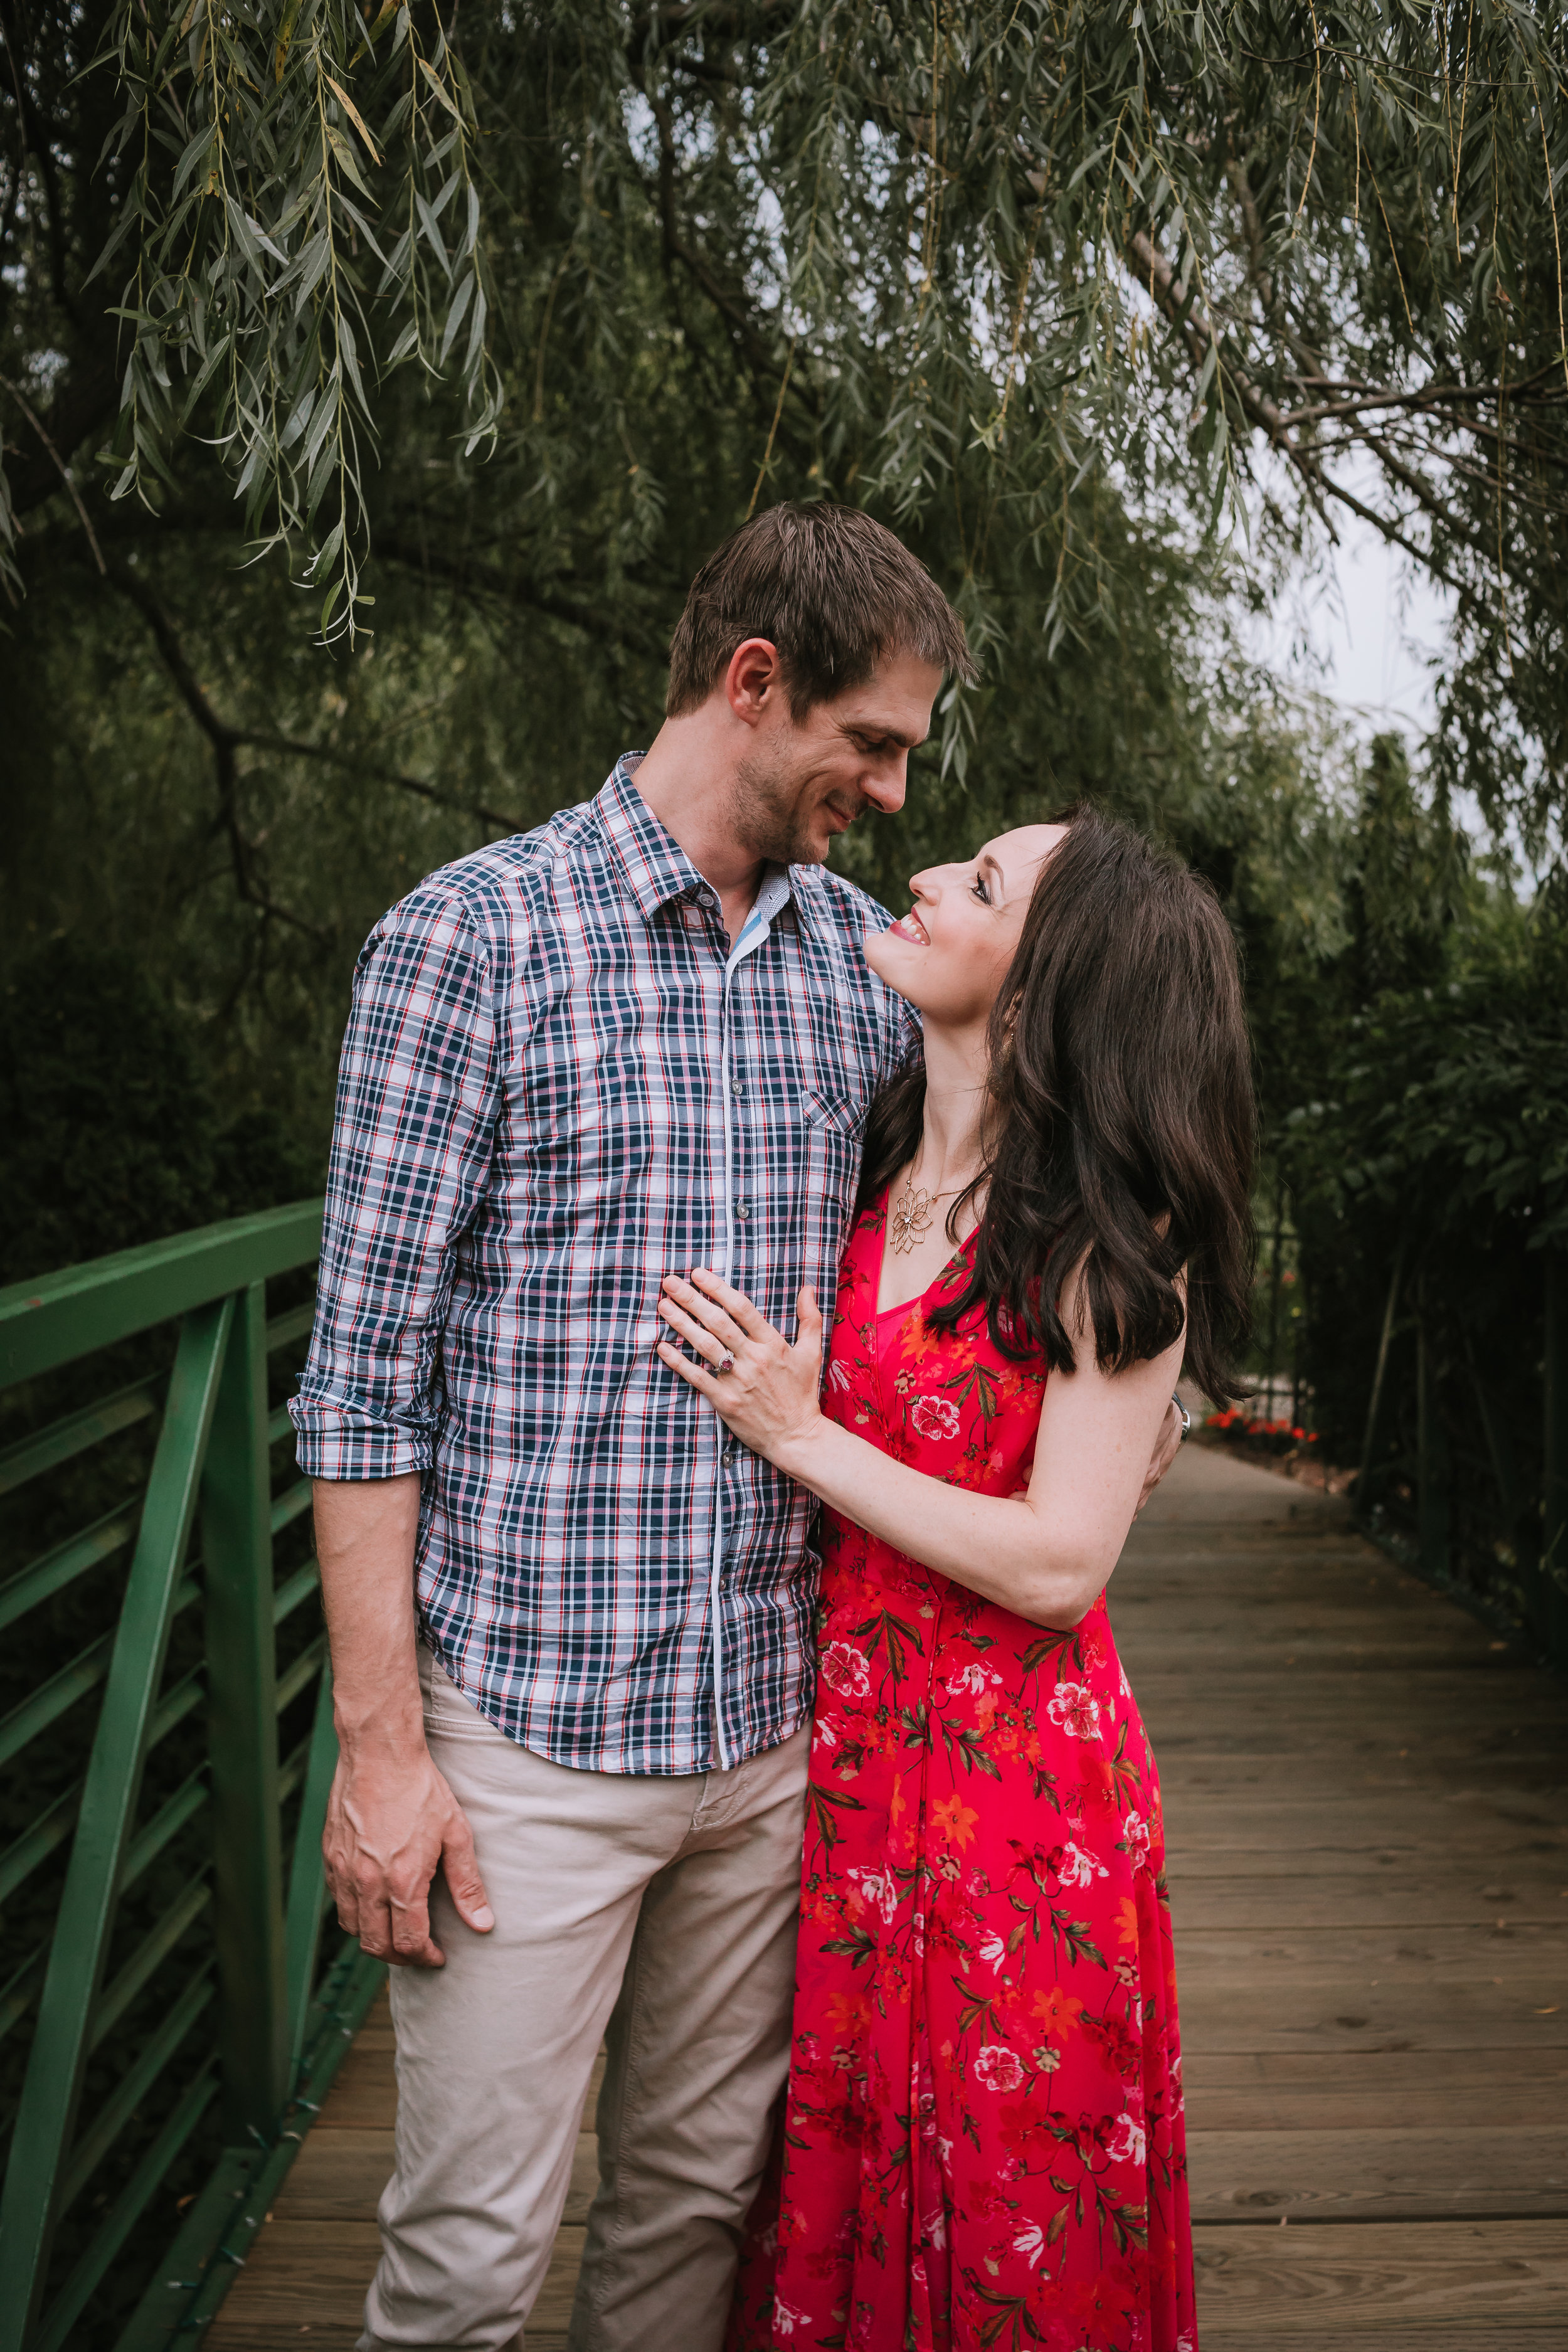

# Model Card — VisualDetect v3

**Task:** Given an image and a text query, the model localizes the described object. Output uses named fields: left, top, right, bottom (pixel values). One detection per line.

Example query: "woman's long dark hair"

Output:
left=859, top=804, right=1256, bottom=1404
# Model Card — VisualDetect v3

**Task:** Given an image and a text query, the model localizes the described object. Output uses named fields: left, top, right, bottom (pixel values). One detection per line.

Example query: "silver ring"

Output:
left=715, top=1352, right=736, bottom=1377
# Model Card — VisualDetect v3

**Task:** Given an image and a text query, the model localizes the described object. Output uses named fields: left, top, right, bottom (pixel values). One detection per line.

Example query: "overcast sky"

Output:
left=1248, top=466, right=1453, bottom=748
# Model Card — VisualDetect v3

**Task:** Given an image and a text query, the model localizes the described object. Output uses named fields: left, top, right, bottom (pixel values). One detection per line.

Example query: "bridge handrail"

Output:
left=0, top=1200, right=327, bottom=1385
left=0, top=1200, right=385, bottom=2352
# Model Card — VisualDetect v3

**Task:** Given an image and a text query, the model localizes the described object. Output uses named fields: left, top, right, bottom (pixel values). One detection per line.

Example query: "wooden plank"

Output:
left=1159, top=1754, right=1564, bottom=1791
left=1165, top=1838, right=1567, bottom=1880
left=1128, top=1605, right=1502, bottom=1635
left=1172, top=1922, right=1567, bottom=1975
left=1195, top=2339, right=1550, bottom=2351
left=1148, top=1720, right=1561, bottom=1757
left=1185, top=2048, right=1568, bottom=2132
left=1157, top=1750, right=1564, bottom=1789
left=204, top=2218, right=390, bottom=2334
left=1119, top=1583, right=1500, bottom=1619
left=1128, top=1651, right=1550, bottom=1683
left=1133, top=1646, right=1513, bottom=1684
left=1188, top=2127, right=1568, bottom=2222
left=1190, top=2218, right=1568, bottom=2332
left=1126, top=1599, right=1483, bottom=1631
left=1160, top=1798, right=1564, bottom=1848
left=1141, top=1703, right=1559, bottom=1746
left=1162, top=1793, right=1567, bottom=1831
left=206, top=2331, right=361, bottom=2349
left=204, top=2220, right=585, bottom=2342
left=272, top=2129, right=396, bottom=2222
left=305, top=2038, right=396, bottom=2131
left=1180, top=1982, right=1567, bottom=2053
left=1169, top=1840, right=1568, bottom=1880
left=1168, top=1872, right=1568, bottom=1927
left=1143, top=1690, right=1558, bottom=1727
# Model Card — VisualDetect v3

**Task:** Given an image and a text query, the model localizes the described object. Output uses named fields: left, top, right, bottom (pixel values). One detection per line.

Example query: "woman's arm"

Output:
left=657, top=1269, right=1184, bottom=1628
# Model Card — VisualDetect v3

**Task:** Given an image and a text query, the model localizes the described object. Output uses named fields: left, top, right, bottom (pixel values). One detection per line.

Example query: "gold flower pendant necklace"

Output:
left=889, top=1154, right=972, bottom=1256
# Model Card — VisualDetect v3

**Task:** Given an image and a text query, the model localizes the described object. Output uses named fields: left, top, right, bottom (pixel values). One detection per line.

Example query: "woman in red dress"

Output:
left=658, top=805, right=1253, bottom=2352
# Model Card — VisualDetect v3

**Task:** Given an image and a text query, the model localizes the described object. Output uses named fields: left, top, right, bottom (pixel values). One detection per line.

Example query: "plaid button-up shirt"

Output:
left=292, top=758, right=919, bottom=1773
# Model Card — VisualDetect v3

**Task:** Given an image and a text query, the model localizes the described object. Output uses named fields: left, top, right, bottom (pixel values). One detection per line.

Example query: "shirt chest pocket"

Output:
left=800, top=1089, right=867, bottom=1221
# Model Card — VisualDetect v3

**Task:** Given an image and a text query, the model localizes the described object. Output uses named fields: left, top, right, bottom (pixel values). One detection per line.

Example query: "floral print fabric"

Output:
left=728, top=1196, right=1196, bottom=2351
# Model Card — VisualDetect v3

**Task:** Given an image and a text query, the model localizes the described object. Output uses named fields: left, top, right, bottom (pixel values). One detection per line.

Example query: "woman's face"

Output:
left=865, top=822, right=1067, bottom=1027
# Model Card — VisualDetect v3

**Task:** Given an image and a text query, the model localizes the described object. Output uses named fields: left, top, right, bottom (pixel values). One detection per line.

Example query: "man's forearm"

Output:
left=313, top=1471, right=425, bottom=1746
left=311, top=1470, right=493, bottom=1963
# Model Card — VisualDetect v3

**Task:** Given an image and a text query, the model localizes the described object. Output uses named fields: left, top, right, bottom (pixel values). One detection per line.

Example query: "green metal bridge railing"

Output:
left=0, top=1204, right=386, bottom=2351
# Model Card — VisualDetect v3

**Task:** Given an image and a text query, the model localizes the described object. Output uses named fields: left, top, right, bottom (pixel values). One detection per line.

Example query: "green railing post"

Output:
left=1544, top=1249, right=1568, bottom=1668
left=0, top=1300, right=233, bottom=2352
left=202, top=1282, right=290, bottom=2144
left=1416, top=1303, right=1449, bottom=1587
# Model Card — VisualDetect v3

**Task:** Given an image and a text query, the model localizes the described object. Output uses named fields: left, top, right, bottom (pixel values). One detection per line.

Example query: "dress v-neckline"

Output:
left=872, top=1185, right=976, bottom=1322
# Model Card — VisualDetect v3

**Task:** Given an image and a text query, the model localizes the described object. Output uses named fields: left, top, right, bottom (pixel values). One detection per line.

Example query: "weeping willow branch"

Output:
left=87, top=0, right=502, bottom=644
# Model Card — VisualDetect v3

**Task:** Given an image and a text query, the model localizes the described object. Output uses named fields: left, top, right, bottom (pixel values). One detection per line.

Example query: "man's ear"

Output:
left=724, top=637, right=785, bottom=728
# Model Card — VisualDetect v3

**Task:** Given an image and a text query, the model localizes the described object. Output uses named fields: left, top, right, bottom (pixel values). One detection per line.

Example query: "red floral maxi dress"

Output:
left=729, top=1194, right=1197, bottom=2352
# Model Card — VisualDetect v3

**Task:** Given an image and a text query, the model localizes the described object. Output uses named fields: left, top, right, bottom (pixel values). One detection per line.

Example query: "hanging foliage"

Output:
left=73, top=0, right=501, bottom=638
left=4, top=0, right=1560, bottom=834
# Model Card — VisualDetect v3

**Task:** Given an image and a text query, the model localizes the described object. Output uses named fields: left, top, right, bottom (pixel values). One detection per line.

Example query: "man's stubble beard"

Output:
left=730, top=741, right=861, bottom=868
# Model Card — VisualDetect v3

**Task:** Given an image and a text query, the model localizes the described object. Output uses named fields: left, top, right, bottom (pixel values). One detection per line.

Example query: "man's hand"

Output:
left=312, top=1469, right=494, bottom=1967
left=324, top=1737, right=494, bottom=1968
left=1134, top=1396, right=1186, bottom=1517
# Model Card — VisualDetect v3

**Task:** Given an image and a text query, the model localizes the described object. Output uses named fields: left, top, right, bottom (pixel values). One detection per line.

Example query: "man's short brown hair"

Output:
left=665, top=501, right=977, bottom=719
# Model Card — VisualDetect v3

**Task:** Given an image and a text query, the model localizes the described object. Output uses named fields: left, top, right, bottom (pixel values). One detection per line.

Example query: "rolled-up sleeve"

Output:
left=291, top=888, right=502, bottom=1481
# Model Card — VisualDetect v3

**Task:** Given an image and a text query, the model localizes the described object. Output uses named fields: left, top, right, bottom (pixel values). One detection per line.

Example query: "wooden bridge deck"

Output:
left=208, top=1446, right=1567, bottom=2348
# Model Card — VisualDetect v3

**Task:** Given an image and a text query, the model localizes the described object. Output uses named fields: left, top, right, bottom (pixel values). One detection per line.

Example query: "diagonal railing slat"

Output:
left=0, top=1379, right=161, bottom=1499
left=0, top=1784, right=83, bottom=1909
left=90, top=1873, right=213, bottom=2053
left=59, top=1971, right=217, bottom=2213
left=0, top=1297, right=233, bottom=2352
left=31, top=2064, right=220, bottom=2352
left=0, top=1503, right=140, bottom=1631
left=0, top=1630, right=117, bottom=1767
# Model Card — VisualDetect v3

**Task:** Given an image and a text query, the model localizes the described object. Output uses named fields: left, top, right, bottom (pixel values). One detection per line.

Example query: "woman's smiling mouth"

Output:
left=889, top=909, right=930, bottom=946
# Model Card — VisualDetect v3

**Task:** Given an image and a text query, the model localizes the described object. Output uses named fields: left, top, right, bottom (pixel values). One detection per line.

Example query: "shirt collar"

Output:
left=595, top=755, right=706, bottom=921
left=594, top=753, right=818, bottom=929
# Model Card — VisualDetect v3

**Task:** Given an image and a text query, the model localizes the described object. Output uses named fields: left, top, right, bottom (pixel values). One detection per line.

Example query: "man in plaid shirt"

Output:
left=296, top=507, right=1173, bottom=2351
left=295, top=505, right=971, bottom=2350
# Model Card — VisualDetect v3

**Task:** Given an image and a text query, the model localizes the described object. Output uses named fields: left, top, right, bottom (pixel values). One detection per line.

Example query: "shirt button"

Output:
left=731, top=1079, right=744, bottom=1100
left=734, top=1201, right=751, bottom=1221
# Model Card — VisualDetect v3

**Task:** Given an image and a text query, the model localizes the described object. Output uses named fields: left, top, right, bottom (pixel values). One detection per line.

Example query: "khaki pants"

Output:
left=357, top=1649, right=808, bottom=2352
